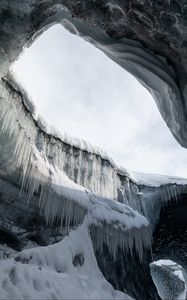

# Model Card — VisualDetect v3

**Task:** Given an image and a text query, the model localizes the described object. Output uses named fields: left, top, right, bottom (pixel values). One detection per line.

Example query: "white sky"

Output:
left=12, top=24, right=187, bottom=178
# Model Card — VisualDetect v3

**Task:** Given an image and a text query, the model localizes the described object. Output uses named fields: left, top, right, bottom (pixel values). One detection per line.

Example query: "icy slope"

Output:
left=0, top=220, right=133, bottom=300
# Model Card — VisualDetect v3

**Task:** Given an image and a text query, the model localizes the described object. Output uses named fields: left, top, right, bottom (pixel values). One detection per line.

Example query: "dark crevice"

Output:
left=152, top=193, right=187, bottom=295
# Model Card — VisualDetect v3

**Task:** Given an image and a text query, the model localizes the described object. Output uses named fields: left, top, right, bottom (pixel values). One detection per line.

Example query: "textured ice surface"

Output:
left=150, top=260, right=186, bottom=300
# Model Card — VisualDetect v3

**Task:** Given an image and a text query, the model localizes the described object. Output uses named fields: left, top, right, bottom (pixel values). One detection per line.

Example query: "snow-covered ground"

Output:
left=0, top=221, right=133, bottom=300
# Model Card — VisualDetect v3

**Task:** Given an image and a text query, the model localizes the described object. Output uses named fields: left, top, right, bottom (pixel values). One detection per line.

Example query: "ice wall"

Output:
left=0, top=77, right=120, bottom=200
left=1, top=74, right=186, bottom=232
left=0, top=75, right=154, bottom=260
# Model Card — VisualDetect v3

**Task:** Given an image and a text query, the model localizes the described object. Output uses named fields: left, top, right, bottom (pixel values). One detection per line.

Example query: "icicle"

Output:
left=90, top=221, right=152, bottom=262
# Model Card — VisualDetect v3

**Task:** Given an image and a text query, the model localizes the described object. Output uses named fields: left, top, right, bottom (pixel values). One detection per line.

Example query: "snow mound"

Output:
left=0, top=221, right=133, bottom=300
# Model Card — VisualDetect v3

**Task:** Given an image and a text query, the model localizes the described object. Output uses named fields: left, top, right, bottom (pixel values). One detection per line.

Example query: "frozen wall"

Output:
left=1, top=74, right=187, bottom=220
left=0, top=75, right=158, bottom=300
left=0, top=76, right=121, bottom=200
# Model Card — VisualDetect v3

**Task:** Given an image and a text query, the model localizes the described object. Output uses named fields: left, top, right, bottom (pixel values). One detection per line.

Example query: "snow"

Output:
left=123, top=170, right=187, bottom=187
left=0, top=221, right=133, bottom=300
left=37, top=159, right=152, bottom=261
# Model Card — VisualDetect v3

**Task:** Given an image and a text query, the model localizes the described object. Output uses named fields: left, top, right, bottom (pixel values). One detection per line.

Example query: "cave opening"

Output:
left=10, top=24, right=187, bottom=178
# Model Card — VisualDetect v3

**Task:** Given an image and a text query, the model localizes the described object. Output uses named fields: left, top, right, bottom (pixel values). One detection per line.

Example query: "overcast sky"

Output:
left=12, top=24, right=187, bottom=178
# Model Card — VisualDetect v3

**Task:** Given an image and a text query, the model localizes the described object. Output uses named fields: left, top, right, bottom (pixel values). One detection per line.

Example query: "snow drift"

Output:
left=0, top=221, right=133, bottom=300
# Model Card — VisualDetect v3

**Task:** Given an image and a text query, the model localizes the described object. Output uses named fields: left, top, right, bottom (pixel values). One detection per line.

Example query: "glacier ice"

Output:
left=0, top=77, right=154, bottom=262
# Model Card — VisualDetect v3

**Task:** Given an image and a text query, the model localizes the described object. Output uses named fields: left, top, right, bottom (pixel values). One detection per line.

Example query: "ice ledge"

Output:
left=5, top=73, right=116, bottom=168
left=4, top=74, right=187, bottom=189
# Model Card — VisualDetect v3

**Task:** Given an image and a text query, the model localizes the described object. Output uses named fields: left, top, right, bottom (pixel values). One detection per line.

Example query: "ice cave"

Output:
left=0, top=1, right=187, bottom=300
